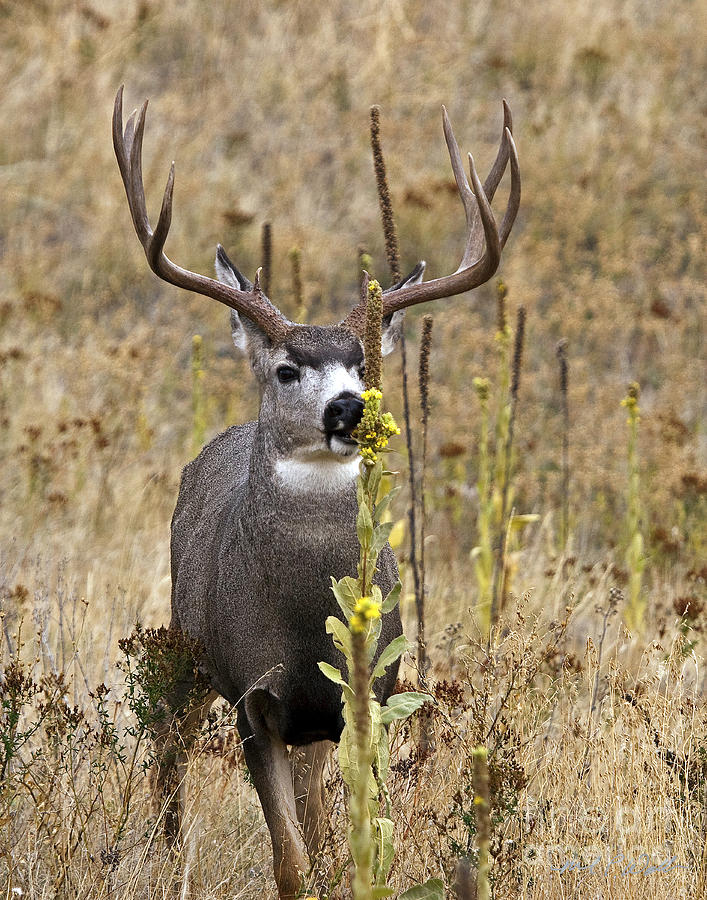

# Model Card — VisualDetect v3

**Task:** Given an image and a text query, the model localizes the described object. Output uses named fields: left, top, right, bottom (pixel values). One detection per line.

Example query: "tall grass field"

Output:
left=0, top=1, right=704, bottom=897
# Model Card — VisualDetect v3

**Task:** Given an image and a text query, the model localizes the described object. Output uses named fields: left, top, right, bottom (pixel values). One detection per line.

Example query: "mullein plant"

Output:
left=556, top=339, right=570, bottom=552
left=319, top=277, right=431, bottom=899
left=471, top=747, right=492, bottom=900
left=289, top=247, right=308, bottom=323
left=471, top=376, right=493, bottom=634
left=471, top=285, right=512, bottom=636
left=471, top=288, right=536, bottom=637
left=621, top=382, right=645, bottom=632
left=191, top=333, right=206, bottom=457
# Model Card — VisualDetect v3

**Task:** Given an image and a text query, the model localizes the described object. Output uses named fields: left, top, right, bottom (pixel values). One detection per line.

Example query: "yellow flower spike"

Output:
left=350, top=595, right=382, bottom=633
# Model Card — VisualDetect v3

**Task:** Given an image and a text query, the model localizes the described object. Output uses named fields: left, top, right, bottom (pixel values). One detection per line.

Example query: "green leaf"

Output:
left=373, top=485, right=401, bottom=522
left=371, top=634, right=409, bottom=679
left=373, top=715, right=390, bottom=784
left=356, top=476, right=366, bottom=509
left=372, top=888, right=396, bottom=899
left=371, top=520, right=394, bottom=553
left=366, top=615, right=383, bottom=663
left=373, top=817, right=395, bottom=882
left=381, top=580, right=402, bottom=613
left=337, top=722, right=353, bottom=786
left=317, top=661, right=346, bottom=687
left=509, top=512, right=540, bottom=531
left=357, top=501, right=374, bottom=547
left=330, top=576, right=361, bottom=616
left=380, top=691, right=432, bottom=725
left=399, top=878, right=445, bottom=899
left=368, top=458, right=382, bottom=501
left=325, top=615, right=352, bottom=657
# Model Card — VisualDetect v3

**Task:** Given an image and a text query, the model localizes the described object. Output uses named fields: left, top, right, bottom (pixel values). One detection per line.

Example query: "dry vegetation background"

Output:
left=0, top=0, right=705, bottom=898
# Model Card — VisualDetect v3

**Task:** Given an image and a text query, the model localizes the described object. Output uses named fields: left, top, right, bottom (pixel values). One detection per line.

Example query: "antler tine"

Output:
left=442, top=106, right=478, bottom=270
left=483, top=99, right=513, bottom=202
left=446, top=101, right=513, bottom=269
left=111, top=87, right=290, bottom=341
left=342, top=101, right=520, bottom=331
left=467, top=149, right=501, bottom=279
left=499, top=127, right=520, bottom=249
left=112, top=86, right=131, bottom=198
left=150, top=162, right=175, bottom=271
left=127, top=100, right=151, bottom=244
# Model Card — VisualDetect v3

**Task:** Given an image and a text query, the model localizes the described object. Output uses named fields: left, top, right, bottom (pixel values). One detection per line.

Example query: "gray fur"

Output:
left=164, top=260, right=403, bottom=898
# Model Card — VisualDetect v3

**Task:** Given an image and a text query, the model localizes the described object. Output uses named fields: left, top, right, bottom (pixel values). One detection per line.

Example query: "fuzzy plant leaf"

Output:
left=317, top=661, right=349, bottom=691
left=325, top=615, right=353, bottom=656
left=370, top=521, right=395, bottom=554
left=371, top=634, right=409, bottom=680
left=380, top=691, right=431, bottom=726
left=357, top=501, right=374, bottom=547
left=380, top=580, right=402, bottom=614
left=373, top=816, right=395, bottom=883
left=330, top=576, right=361, bottom=617
left=373, top=485, right=401, bottom=522
left=399, top=878, right=445, bottom=899
left=368, top=457, right=383, bottom=502
left=509, top=512, right=540, bottom=531
left=374, top=716, right=390, bottom=785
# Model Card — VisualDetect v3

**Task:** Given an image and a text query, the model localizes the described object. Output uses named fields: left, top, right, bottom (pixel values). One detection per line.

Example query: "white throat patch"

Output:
left=274, top=455, right=360, bottom=493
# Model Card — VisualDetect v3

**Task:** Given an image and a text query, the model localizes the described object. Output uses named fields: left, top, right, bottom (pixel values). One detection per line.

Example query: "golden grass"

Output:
left=0, top=0, right=704, bottom=897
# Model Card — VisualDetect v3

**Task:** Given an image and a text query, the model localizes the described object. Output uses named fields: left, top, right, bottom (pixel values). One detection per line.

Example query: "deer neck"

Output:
left=242, top=422, right=360, bottom=523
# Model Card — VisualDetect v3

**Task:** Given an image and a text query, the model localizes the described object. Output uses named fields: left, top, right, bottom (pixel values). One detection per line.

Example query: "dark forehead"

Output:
left=284, top=326, right=363, bottom=370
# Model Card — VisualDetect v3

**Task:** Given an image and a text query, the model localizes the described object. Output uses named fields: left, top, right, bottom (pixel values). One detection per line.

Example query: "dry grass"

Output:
left=0, top=0, right=704, bottom=897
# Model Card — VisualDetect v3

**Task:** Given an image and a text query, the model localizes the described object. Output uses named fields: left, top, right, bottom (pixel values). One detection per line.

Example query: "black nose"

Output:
left=323, top=392, right=364, bottom=433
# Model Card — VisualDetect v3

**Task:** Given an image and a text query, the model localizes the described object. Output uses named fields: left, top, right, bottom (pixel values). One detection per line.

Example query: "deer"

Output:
left=112, top=85, right=519, bottom=899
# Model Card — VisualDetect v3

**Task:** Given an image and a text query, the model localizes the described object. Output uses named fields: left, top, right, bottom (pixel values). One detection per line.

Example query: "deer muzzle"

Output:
left=323, top=392, right=364, bottom=444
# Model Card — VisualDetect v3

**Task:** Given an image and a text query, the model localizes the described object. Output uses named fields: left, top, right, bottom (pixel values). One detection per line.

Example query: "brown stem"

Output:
left=490, top=305, right=526, bottom=625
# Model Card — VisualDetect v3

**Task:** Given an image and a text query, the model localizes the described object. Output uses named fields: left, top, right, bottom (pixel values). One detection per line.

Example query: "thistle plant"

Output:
left=622, top=381, right=645, bottom=632
left=319, top=277, right=429, bottom=899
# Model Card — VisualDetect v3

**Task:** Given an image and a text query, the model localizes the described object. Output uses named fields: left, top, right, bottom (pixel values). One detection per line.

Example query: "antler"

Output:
left=112, top=86, right=290, bottom=342
left=343, top=101, right=520, bottom=334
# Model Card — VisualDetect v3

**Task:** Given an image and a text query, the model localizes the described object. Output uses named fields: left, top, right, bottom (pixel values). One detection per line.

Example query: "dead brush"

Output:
left=384, top=598, right=571, bottom=896
left=0, top=619, right=212, bottom=896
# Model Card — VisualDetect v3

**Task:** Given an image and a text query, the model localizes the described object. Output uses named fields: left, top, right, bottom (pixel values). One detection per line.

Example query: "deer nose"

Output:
left=323, top=392, right=364, bottom=433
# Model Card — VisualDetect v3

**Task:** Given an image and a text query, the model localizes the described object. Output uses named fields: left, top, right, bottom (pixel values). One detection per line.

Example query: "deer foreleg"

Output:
left=241, top=690, right=310, bottom=900
left=292, top=740, right=331, bottom=859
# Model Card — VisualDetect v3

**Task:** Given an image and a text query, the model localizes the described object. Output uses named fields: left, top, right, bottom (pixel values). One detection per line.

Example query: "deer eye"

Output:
left=276, top=365, right=300, bottom=384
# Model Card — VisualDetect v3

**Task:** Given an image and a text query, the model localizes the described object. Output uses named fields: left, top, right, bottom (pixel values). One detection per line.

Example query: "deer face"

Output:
left=252, top=324, right=366, bottom=461
left=214, top=248, right=407, bottom=472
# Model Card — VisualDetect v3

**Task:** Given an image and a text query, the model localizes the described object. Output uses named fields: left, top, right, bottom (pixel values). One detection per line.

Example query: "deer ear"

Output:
left=380, top=261, right=426, bottom=356
left=215, top=246, right=271, bottom=360
left=215, top=244, right=253, bottom=291
left=228, top=309, right=272, bottom=358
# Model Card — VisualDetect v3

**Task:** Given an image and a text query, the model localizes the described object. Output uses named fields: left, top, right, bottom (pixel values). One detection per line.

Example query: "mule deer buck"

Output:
left=112, top=85, right=519, bottom=898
